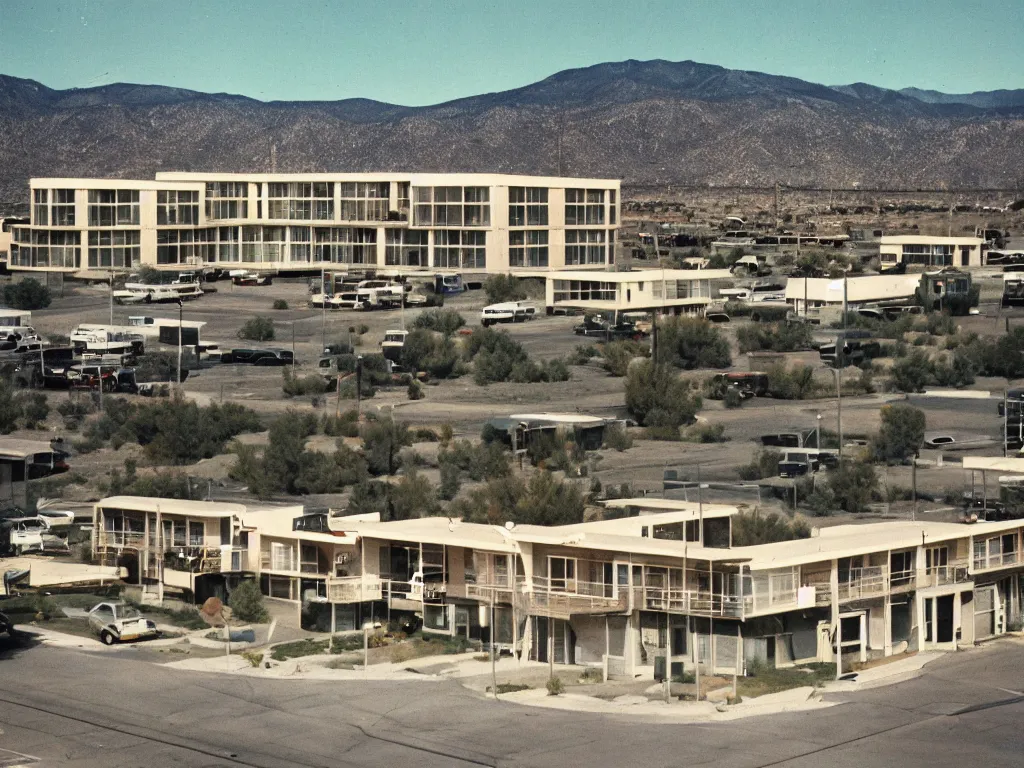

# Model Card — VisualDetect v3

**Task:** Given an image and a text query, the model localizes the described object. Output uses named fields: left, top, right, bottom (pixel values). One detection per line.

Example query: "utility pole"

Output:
left=664, top=613, right=672, bottom=703
left=320, top=265, right=327, bottom=352
left=176, top=299, right=184, bottom=390
left=490, top=590, right=498, bottom=699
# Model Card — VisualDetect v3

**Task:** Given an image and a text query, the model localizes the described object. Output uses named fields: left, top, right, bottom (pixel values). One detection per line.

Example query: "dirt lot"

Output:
left=8, top=245, right=1024, bottom=517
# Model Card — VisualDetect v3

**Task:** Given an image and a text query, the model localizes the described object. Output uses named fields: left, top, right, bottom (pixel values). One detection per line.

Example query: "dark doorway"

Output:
left=936, top=595, right=955, bottom=643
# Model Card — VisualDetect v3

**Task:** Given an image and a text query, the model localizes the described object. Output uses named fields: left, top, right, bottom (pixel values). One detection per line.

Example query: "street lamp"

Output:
left=823, top=368, right=843, bottom=463
left=815, top=413, right=822, bottom=450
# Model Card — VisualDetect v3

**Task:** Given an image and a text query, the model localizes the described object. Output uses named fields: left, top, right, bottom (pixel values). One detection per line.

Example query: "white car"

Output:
left=3, top=516, right=68, bottom=554
left=88, top=602, right=160, bottom=645
left=480, top=302, right=536, bottom=326
left=35, top=509, right=76, bottom=527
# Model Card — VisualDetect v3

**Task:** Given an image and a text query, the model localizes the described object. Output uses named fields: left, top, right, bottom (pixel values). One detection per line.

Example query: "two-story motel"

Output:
left=93, top=495, right=1024, bottom=679
left=8, top=173, right=619, bottom=276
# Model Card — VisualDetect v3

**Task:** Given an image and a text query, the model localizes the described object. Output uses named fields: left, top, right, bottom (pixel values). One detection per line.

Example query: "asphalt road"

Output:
left=1, top=636, right=1023, bottom=767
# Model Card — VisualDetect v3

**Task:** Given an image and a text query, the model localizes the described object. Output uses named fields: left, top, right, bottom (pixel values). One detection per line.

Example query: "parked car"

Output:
left=925, top=435, right=956, bottom=449
left=481, top=302, right=535, bottom=326
left=573, top=316, right=647, bottom=340
left=88, top=602, right=160, bottom=645
left=706, top=312, right=731, bottom=323
left=0, top=609, right=15, bottom=637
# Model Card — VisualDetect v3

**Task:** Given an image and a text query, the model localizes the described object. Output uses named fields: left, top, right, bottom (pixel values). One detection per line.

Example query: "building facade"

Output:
left=879, top=236, right=986, bottom=268
left=92, top=495, right=1024, bottom=680
left=9, top=173, right=620, bottom=276
left=543, top=268, right=732, bottom=315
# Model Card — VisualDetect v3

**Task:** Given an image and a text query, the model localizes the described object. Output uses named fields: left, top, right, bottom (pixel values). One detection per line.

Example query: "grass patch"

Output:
left=270, top=638, right=329, bottom=661
left=487, top=683, right=531, bottom=694
left=738, top=661, right=835, bottom=698
left=126, top=602, right=208, bottom=631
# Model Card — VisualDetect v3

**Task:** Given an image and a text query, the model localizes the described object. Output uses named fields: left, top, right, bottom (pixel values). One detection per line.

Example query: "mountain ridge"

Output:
left=1, top=60, right=1023, bottom=202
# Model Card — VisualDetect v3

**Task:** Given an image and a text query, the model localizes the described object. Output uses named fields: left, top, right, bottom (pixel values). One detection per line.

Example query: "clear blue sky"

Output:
left=2, top=0, right=1021, bottom=104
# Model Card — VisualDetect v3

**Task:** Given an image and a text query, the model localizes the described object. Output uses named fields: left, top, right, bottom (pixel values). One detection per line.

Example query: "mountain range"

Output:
left=1, top=59, right=1023, bottom=205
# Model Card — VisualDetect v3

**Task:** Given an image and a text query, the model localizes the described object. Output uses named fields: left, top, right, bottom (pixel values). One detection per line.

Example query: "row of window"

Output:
left=11, top=226, right=611, bottom=268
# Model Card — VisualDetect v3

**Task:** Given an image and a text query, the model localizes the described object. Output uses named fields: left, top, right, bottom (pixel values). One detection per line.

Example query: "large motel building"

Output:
left=93, top=495, right=1024, bottom=679
left=7, top=173, right=620, bottom=277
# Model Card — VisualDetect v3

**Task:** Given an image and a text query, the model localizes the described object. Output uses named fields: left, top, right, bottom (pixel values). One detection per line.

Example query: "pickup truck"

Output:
left=573, top=317, right=648, bottom=340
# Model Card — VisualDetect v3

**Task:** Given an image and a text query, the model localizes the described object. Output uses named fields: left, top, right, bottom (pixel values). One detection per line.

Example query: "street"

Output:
left=1, top=636, right=1023, bottom=767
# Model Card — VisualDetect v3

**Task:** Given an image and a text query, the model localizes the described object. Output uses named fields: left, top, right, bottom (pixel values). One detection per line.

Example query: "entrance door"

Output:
left=454, top=606, right=470, bottom=640
left=975, top=586, right=996, bottom=640
left=961, top=246, right=971, bottom=266
left=936, top=595, right=955, bottom=643
left=535, top=617, right=550, bottom=663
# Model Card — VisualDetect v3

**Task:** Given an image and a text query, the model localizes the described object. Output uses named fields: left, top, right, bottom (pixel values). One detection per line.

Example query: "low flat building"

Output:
left=785, top=274, right=920, bottom=316
left=879, top=235, right=986, bottom=268
left=542, top=268, right=732, bottom=316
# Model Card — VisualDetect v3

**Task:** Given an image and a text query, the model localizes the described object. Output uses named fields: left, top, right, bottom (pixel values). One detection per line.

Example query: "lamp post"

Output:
left=820, top=367, right=842, bottom=462
left=815, top=413, right=822, bottom=450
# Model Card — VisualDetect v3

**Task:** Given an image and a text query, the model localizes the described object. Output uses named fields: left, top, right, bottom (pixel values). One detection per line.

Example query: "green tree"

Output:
left=736, top=322, right=813, bottom=353
left=823, top=461, right=878, bottom=513
left=872, top=404, right=926, bottom=464
left=237, top=316, right=275, bottom=341
left=387, top=469, right=439, bottom=520
left=228, top=580, right=270, bottom=623
left=624, top=360, right=701, bottom=433
left=4, top=279, right=52, bottom=310
left=413, top=309, right=465, bottom=335
left=890, top=349, right=933, bottom=393
left=657, top=317, right=731, bottom=369
left=361, top=418, right=412, bottom=476
left=730, top=509, right=811, bottom=546
left=483, top=274, right=527, bottom=303
left=16, top=392, right=48, bottom=429
left=602, top=340, right=650, bottom=377
left=766, top=364, right=817, bottom=400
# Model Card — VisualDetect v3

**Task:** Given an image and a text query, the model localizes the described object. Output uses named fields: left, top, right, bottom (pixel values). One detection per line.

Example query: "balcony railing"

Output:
left=447, top=582, right=515, bottom=601
left=96, top=531, right=147, bottom=550
left=921, top=561, right=971, bottom=587
left=328, top=575, right=383, bottom=603
left=517, top=576, right=628, bottom=619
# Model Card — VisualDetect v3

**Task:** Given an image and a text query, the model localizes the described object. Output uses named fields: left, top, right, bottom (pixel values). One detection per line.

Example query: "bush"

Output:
left=322, top=410, right=360, bottom=437
left=413, top=309, right=465, bottom=335
left=625, top=360, right=702, bottom=430
left=546, top=677, right=565, bottom=696
left=16, top=392, right=48, bottom=429
left=484, top=274, right=527, bottom=304
left=282, top=368, right=329, bottom=397
left=4, top=278, right=51, bottom=310
left=241, top=650, right=264, bottom=667
left=401, top=329, right=461, bottom=379
left=657, top=317, right=731, bottom=369
left=238, top=316, right=275, bottom=341
left=685, top=422, right=727, bottom=443
left=723, top=388, right=744, bottom=409
left=736, top=321, right=813, bottom=353
left=361, top=418, right=412, bottom=476
left=272, top=299, right=289, bottom=310
left=467, top=328, right=568, bottom=385
left=569, top=344, right=601, bottom=365
left=889, top=349, right=933, bottom=393
left=228, top=580, right=270, bottom=623
left=603, top=424, right=633, bottom=452
left=738, top=449, right=782, bottom=480
left=731, top=509, right=811, bottom=546
left=602, top=340, right=650, bottom=377
left=766, top=364, right=817, bottom=400
left=872, top=404, right=925, bottom=464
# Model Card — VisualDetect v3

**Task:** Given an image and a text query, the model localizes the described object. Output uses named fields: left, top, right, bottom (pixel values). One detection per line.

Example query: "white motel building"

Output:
left=7, top=173, right=620, bottom=276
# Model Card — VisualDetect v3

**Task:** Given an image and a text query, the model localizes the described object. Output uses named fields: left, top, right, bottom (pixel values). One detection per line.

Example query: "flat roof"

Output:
left=509, top=527, right=748, bottom=563
left=347, top=517, right=520, bottom=553
left=2, top=557, right=124, bottom=589
left=541, top=269, right=733, bottom=283
left=785, top=275, right=920, bottom=303
left=155, top=171, right=620, bottom=186
left=242, top=506, right=356, bottom=545
left=508, top=413, right=610, bottom=426
left=880, top=235, right=984, bottom=245
left=0, top=439, right=61, bottom=459
left=600, top=499, right=738, bottom=520
left=96, top=496, right=247, bottom=518
left=30, top=178, right=205, bottom=190
left=736, top=520, right=1008, bottom=570
left=963, top=456, right=1024, bottom=474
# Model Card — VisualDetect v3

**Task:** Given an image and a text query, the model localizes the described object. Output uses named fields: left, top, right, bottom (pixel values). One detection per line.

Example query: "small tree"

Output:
left=17, top=392, right=49, bottom=429
left=0, top=381, right=22, bottom=434
left=4, top=278, right=52, bottom=310
left=361, top=418, right=412, bottom=476
left=484, top=274, right=527, bottom=304
left=413, top=309, right=465, bottom=335
left=657, top=317, right=731, bottom=369
left=228, top=580, right=270, bottom=623
left=624, top=360, right=702, bottom=431
left=873, top=404, right=925, bottom=464
left=238, top=317, right=275, bottom=342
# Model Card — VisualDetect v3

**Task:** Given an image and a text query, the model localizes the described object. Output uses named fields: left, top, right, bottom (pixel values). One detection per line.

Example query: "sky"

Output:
left=2, top=0, right=1022, bottom=105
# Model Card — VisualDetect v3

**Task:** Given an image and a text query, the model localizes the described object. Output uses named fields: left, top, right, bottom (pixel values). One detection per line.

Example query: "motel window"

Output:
left=87, top=229, right=140, bottom=268
left=509, top=230, right=548, bottom=267
left=565, top=229, right=606, bottom=265
left=565, top=188, right=605, bottom=226
left=33, top=189, right=48, bottom=225
left=205, top=182, right=249, bottom=220
left=188, top=522, right=204, bottom=547
left=383, top=229, right=426, bottom=267
left=52, top=189, right=75, bottom=226
left=412, top=186, right=490, bottom=227
left=157, top=190, right=199, bottom=225
left=339, top=182, right=389, bottom=222
left=317, top=227, right=377, bottom=264
left=509, top=187, right=548, bottom=227
left=433, top=230, right=485, bottom=269
left=88, top=189, right=139, bottom=227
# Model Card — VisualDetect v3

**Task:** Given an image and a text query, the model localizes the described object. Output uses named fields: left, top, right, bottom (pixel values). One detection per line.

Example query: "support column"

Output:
left=859, top=613, right=867, bottom=663
left=604, top=616, right=610, bottom=683
left=830, top=558, right=841, bottom=678
left=883, top=598, right=893, bottom=657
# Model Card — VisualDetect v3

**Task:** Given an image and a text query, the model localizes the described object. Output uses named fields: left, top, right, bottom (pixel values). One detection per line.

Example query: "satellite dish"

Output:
left=505, top=521, right=515, bottom=531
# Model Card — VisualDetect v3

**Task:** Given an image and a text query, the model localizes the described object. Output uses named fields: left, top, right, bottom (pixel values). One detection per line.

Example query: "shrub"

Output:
left=625, top=360, right=701, bottom=430
left=484, top=274, right=527, bottom=304
left=738, top=449, right=782, bottom=480
left=602, top=340, right=650, bottom=377
left=546, top=677, right=565, bottom=696
left=685, top=422, right=727, bottom=443
left=272, top=299, right=289, bottom=310
left=282, top=368, right=329, bottom=397
left=401, top=329, right=461, bottom=379
left=766, top=364, right=817, bottom=400
left=723, top=388, right=744, bottom=409
left=657, top=317, right=731, bottom=369
left=407, top=380, right=424, bottom=400
left=361, top=418, right=412, bottom=476
left=603, top=424, right=633, bottom=451
left=731, top=509, right=811, bottom=546
left=413, top=309, right=465, bottom=335
left=238, top=316, right=275, bottom=341
left=569, top=344, right=601, bottom=365
left=736, top=321, right=813, bottom=353
left=0, top=380, right=21, bottom=433
left=322, top=411, right=360, bottom=437
left=890, top=349, right=933, bottom=393
left=16, top=392, right=49, bottom=429
left=241, top=650, right=264, bottom=667
left=228, top=580, right=270, bottom=623
left=4, top=278, right=51, bottom=310
left=872, top=404, right=925, bottom=464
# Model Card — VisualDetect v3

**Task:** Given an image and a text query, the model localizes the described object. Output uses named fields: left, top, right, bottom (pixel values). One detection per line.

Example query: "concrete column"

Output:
left=829, top=558, right=840, bottom=671
left=859, top=613, right=867, bottom=662
left=883, top=599, right=893, bottom=657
